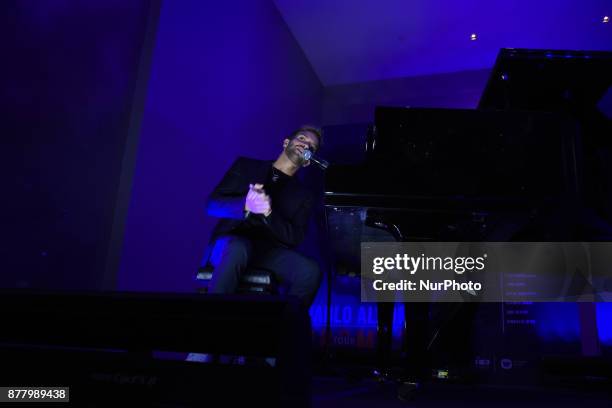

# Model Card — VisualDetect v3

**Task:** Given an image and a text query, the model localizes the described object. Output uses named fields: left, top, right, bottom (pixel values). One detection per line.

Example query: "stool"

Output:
left=195, top=263, right=278, bottom=294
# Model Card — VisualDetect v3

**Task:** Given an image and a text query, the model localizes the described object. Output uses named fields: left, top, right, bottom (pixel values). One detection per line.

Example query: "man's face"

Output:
left=283, top=131, right=320, bottom=166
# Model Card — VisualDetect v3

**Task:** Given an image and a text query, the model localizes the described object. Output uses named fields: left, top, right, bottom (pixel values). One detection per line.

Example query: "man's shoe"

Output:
left=185, top=353, right=215, bottom=363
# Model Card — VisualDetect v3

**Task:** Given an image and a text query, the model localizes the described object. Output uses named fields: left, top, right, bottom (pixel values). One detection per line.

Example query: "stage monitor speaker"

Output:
left=0, top=290, right=311, bottom=407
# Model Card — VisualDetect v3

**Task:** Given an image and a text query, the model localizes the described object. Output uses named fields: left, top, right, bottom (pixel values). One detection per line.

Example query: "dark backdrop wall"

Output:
left=1, top=1, right=157, bottom=290
left=117, top=1, right=323, bottom=292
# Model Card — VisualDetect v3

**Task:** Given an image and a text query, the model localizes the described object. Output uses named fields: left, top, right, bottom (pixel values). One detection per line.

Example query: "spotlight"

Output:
left=603, top=16, right=609, bottom=23
left=470, top=33, right=478, bottom=41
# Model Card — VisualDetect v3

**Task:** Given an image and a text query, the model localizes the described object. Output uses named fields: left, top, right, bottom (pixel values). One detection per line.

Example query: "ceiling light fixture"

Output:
left=603, top=16, right=609, bottom=23
left=470, top=33, right=478, bottom=41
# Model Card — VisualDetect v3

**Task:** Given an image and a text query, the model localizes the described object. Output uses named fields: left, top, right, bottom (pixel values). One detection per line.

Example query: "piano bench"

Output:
left=195, top=264, right=278, bottom=295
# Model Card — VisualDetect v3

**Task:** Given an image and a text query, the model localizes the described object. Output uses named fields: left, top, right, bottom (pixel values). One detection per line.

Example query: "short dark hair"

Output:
left=288, top=125, right=322, bottom=151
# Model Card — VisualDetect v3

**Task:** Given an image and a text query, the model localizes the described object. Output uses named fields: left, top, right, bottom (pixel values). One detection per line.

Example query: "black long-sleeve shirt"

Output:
left=206, top=157, right=314, bottom=248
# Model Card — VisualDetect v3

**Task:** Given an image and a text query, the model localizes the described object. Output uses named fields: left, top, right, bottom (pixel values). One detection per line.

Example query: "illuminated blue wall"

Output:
left=597, top=303, right=612, bottom=346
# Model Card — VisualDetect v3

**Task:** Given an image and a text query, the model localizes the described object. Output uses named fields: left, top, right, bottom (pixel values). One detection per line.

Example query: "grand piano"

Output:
left=320, top=48, right=612, bottom=383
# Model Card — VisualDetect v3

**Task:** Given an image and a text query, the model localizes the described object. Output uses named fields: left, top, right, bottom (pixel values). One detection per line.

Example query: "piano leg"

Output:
left=403, top=302, right=430, bottom=382
left=375, top=302, right=394, bottom=375
left=373, top=302, right=431, bottom=401
left=427, top=301, right=479, bottom=383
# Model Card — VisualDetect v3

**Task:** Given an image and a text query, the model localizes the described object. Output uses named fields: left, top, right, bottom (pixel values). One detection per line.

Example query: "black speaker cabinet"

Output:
left=0, top=290, right=311, bottom=407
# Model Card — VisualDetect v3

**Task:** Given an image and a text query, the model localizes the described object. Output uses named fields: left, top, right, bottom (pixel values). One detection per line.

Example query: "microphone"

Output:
left=303, top=149, right=329, bottom=170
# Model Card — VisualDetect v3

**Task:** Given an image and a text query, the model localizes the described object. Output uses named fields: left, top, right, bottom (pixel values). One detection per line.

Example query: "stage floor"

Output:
left=312, top=377, right=611, bottom=407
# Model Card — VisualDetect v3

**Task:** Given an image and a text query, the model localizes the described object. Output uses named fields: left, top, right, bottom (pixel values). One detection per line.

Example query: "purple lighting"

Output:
left=274, top=0, right=612, bottom=85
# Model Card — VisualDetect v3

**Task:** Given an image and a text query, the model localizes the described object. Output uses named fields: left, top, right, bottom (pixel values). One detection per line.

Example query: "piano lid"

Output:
left=477, top=48, right=612, bottom=213
left=324, top=108, right=577, bottom=209
left=478, top=48, right=612, bottom=115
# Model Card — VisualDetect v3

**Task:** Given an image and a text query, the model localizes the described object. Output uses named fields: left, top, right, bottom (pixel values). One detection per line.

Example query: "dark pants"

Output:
left=207, top=235, right=321, bottom=307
